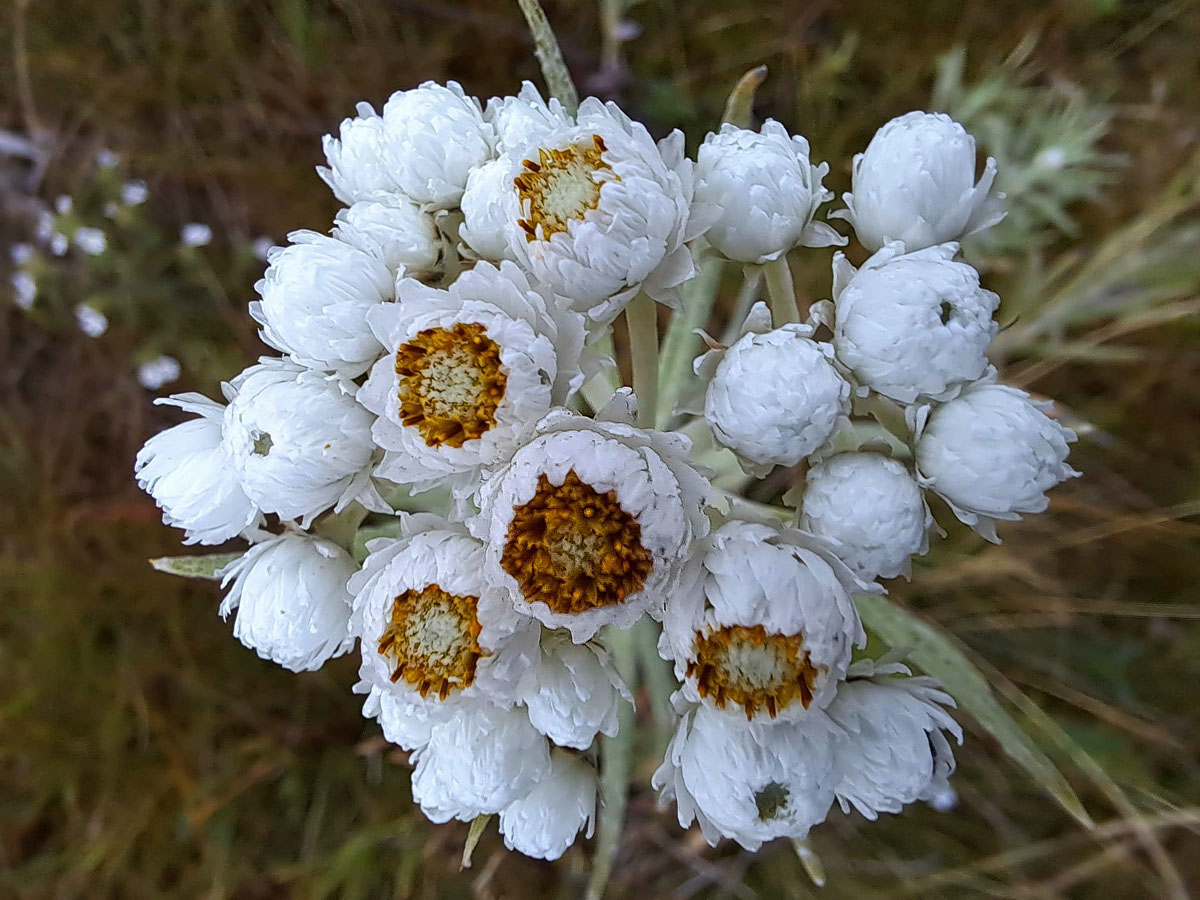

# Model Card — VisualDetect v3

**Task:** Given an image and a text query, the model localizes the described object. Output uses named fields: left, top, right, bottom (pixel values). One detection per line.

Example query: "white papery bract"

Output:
left=653, top=703, right=845, bottom=851
left=832, top=242, right=999, bottom=404
left=800, top=452, right=932, bottom=580
left=692, top=120, right=844, bottom=264
left=250, top=231, right=392, bottom=376
left=701, top=307, right=850, bottom=469
left=319, top=103, right=403, bottom=205
left=833, top=110, right=1006, bottom=252
left=218, top=533, right=356, bottom=672
left=349, top=520, right=535, bottom=751
left=486, top=81, right=574, bottom=156
left=661, top=520, right=868, bottom=720
left=222, top=359, right=381, bottom=526
left=460, top=158, right=521, bottom=261
left=410, top=701, right=550, bottom=823
left=380, top=81, right=495, bottom=210
left=499, top=749, right=597, bottom=860
left=505, top=98, right=698, bottom=323
left=520, top=633, right=629, bottom=749
left=332, top=195, right=440, bottom=276
left=475, top=405, right=711, bottom=642
left=827, top=661, right=962, bottom=820
left=912, top=381, right=1080, bottom=541
left=358, top=261, right=587, bottom=496
left=134, top=393, right=261, bottom=545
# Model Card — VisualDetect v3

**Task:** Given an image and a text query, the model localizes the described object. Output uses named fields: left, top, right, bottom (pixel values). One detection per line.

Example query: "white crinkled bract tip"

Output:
left=485, top=81, right=574, bottom=156
left=474, top=409, right=712, bottom=643
left=519, top=632, right=631, bottom=749
left=832, top=110, right=1006, bottom=253
left=332, top=194, right=440, bottom=276
left=318, top=103, right=404, bottom=205
left=692, top=119, right=844, bottom=264
left=831, top=242, right=999, bottom=404
left=799, top=451, right=933, bottom=581
left=499, top=748, right=597, bottom=860
left=911, top=380, right=1080, bottom=542
left=218, top=533, right=356, bottom=672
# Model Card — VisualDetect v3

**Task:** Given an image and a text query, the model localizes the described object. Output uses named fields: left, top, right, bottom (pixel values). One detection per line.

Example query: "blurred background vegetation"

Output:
left=2, top=0, right=1200, bottom=897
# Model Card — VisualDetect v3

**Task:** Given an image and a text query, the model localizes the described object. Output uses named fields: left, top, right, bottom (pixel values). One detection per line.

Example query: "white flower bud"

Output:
left=800, top=452, right=932, bottom=580
left=913, top=381, right=1080, bottom=541
left=332, top=195, right=440, bottom=276
left=832, top=243, right=999, bottom=403
left=834, top=111, right=1005, bottom=252
left=692, top=120, right=843, bottom=263
left=459, top=157, right=520, bottom=261
left=499, top=749, right=596, bottom=860
left=520, top=634, right=629, bottom=749
left=218, top=533, right=356, bottom=672
left=319, top=103, right=404, bottom=205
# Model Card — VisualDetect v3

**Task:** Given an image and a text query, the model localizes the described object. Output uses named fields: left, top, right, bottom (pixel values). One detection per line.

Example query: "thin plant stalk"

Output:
left=626, top=292, right=660, bottom=427
left=763, top=255, right=799, bottom=325
left=516, top=0, right=580, bottom=114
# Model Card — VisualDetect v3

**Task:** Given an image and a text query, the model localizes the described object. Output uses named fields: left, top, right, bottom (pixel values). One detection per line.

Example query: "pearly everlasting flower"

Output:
left=833, top=111, right=1005, bottom=252
left=911, top=380, right=1080, bottom=541
left=11, top=271, right=36, bottom=310
left=73, top=226, right=107, bottom=256
left=137, top=354, right=182, bottom=391
left=692, top=120, right=844, bottom=263
left=661, top=520, right=868, bottom=719
left=221, top=359, right=383, bottom=526
left=799, top=452, right=932, bottom=580
left=121, top=180, right=148, bottom=206
left=180, top=222, right=212, bottom=247
left=486, top=81, right=574, bottom=156
left=319, top=103, right=404, bottom=205
left=349, top=519, right=536, bottom=750
left=653, top=703, right=845, bottom=850
left=475, top=403, right=711, bottom=642
left=827, top=661, right=962, bottom=820
left=380, top=81, right=494, bottom=210
left=359, top=261, right=587, bottom=496
left=332, top=195, right=440, bottom=276
left=699, top=304, right=850, bottom=470
left=410, top=701, right=550, bottom=823
left=831, top=243, right=999, bottom=404
left=499, top=749, right=596, bottom=860
left=519, top=633, right=629, bottom=749
left=460, top=158, right=521, bottom=261
left=74, top=303, right=108, bottom=337
left=250, top=230, right=392, bottom=375
left=218, top=533, right=356, bottom=672
left=504, top=98, right=698, bottom=322
left=134, top=393, right=261, bottom=544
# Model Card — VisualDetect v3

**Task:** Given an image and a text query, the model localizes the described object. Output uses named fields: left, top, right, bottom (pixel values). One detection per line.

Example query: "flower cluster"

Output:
left=136, top=81, right=1079, bottom=861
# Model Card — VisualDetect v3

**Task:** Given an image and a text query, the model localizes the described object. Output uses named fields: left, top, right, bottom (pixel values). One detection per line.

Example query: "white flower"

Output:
left=121, top=180, right=149, bottom=206
left=96, top=148, right=120, bottom=169
left=9, top=242, right=33, bottom=265
left=10, top=271, right=36, bottom=310
left=499, top=749, right=596, bottom=860
left=410, top=702, right=550, bottom=823
left=359, top=261, right=586, bottom=496
left=459, top=158, right=521, bottom=261
left=180, top=223, right=212, bottom=247
left=74, top=304, right=108, bottom=337
left=250, top=230, right=392, bottom=375
left=799, top=452, right=932, bottom=580
left=50, top=232, right=69, bottom=257
left=504, top=98, right=698, bottom=323
left=831, top=243, right=999, bottom=404
left=221, top=359, right=383, bottom=525
left=137, top=354, right=182, bottom=391
left=218, top=533, right=357, bottom=672
left=519, top=633, right=629, bottom=749
left=653, top=703, right=845, bottom=850
left=55, top=195, right=73, bottom=215
left=474, top=403, right=711, bottom=642
left=380, top=81, right=494, bottom=210
left=73, top=226, right=107, bottom=256
left=911, top=380, right=1080, bottom=542
left=661, top=520, right=868, bottom=720
left=251, top=236, right=273, bottom=262
left=692, top=120, right=844, bottom=263
left=332, top=195, right=440, bottom=276
left=485, top=81, right=574, bottom=156
left=833, top=111, right=1005, bottom=253
left=349, top=519, right=536, bottom=750
left=319, top=102, right=404, bottom=205
left=827, top=660, right=962, bottom=820
left=700, top=305, right=850, bottom=469
left=134, top=393, right=261, bottom=545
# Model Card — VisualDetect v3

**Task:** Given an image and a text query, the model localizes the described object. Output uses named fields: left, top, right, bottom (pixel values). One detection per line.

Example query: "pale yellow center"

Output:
left=514, top=135, right=615, bottom=240
left=377, top=584, right=487, bottom=701
left=687, top=624, right=820, bottom=719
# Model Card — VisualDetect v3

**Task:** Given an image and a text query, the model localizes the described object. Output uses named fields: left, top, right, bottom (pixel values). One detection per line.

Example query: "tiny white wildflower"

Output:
left=9, top=242, right=33, bottom=265
left=180, top=222, right=213, bottom=247
left=10, top=272, right=36, bottom=310
left=96, top=148, right=121, bottom=169
left=73, top=226, right=108, bottom=256
left=50, top=232, right=69, bottom=257
left=251, top=236, right=274, bottom=262
left=55, top=195, right=73, bottom=215
left=121, top=180, right=149, bottom=206
left=137, top=355, right=182, bottom=391
left=74, top=304, right=108, bottom=337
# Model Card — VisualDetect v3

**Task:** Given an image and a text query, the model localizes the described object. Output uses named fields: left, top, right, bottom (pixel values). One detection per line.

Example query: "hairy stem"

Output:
left=625, top=292, right=660, bottom=427
left=515, top=0, right=580, bottom=114
left=763, top=255, right=798, bottom=325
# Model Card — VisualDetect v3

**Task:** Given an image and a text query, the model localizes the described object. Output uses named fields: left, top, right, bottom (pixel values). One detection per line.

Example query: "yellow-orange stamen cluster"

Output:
left=514, top=135, right=613, bottom=241
left=687, top=624, right=820, bottom=719
left=394, top=322, right=506, bottom=449
left=377, top=583, right=487, bottom=701
left=501, top=470, right=653, bottom=614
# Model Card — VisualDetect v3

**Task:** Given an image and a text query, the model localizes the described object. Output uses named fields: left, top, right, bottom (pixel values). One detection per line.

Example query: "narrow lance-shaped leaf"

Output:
left=149, top=552, right=242, bottom=580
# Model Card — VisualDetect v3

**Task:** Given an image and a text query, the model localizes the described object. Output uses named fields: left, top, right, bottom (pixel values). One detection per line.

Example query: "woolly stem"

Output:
left=625, top=292, right=660, bottom=427
left=763, top=255, right=799, bottom=325
left=515, top=0, right=580, bottom=114
left=657, top=243, right=723, bottom=429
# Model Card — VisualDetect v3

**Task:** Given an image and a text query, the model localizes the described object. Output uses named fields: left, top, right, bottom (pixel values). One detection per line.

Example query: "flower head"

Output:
left=519, top=632, right=630, bottom=749
left=499, top=749, right=597, bottom=860
left=318, top=103, right=404, bottom=205
left=485, top=81, right=574, bottom=156
left=332, top=195, right=440, bottom=276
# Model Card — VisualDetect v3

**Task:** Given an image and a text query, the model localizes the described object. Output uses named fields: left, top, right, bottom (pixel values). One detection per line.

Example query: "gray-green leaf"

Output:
left=149, top=552, right=241, bottom=580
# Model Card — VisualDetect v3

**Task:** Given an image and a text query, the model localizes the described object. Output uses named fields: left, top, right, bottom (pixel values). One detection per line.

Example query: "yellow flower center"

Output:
left=394, top=322, right=506, bottom=449
left=501, top=469, right=653, bottom=615
left=377, top=583, right=488, bottom=701
left=514, top=135, right=615, bottom=241
left=687, top=624, right=820, bottom=719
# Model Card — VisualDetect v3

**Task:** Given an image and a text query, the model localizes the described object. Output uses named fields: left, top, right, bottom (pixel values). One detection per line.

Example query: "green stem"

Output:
left=763, top=255, right=798, bottom=325
left=625, top=293, right=659, bottom=428
left=657, top=245, right=723, bottom=429
left=515, top=0, right=580, bottom=114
